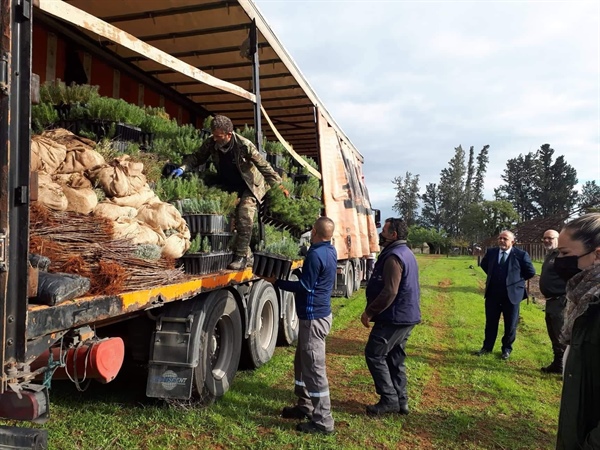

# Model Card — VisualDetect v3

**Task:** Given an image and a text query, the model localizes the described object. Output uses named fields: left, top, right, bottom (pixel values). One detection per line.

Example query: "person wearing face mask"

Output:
left=361, top=217, right=421, bottom=416
left=170, top=115, right=289, bottom=270
left=539, top=229, right=567, bottom=374
left=475, top=230, right=536, bottom=360
left=554, top=213, right=600, bottom=450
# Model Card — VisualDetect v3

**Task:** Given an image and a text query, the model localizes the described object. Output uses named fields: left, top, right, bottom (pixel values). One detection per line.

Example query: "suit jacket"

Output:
left=480, top=247, right=536, bottom=304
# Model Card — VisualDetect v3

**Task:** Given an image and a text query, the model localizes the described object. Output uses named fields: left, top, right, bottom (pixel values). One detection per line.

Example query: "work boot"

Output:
left=228, top=256, right=247, bottom=270
left=541, top=361, right=562, bottom=374
left=295, top=421, right=334, bottom=435
left=366, top=400, right=401, bottom=416
left=246, top=253, right=254, bottom=268
left=281, top=405, right=312, bottom=420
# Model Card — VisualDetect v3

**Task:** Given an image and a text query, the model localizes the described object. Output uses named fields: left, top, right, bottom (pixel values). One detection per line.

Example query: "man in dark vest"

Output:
left=476, top=230, right=536, bottom=360
left=539, top=229, right=567, bottom=373
left=361, top=217, right=421, bottom=416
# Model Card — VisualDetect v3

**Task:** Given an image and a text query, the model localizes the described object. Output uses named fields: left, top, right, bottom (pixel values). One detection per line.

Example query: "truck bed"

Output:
left=25, top=263, right=301, bottom=340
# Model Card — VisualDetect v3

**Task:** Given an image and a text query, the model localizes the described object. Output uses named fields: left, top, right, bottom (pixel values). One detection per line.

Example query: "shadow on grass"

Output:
left=401, top=408, right=555, bottom=449
left=326, top=335, right=365, bottom=356
left=43, top=358, right=557, bottom=449
left=421, top=284, right=484, bottom=296
left=408, top=344, right=554, bottom=379
left=47, top=360, right=290, bottom=412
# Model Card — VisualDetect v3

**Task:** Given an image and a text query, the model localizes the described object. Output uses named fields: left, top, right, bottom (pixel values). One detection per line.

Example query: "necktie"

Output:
left=500, top=251, right=507, bottom=265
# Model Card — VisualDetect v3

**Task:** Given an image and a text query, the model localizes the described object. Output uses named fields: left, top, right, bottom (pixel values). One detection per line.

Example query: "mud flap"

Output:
left=146, top=365, right=194, bottom=400
left=146, top=314, right=201, bottom=399
left=0, top=426, right=47, bottom=450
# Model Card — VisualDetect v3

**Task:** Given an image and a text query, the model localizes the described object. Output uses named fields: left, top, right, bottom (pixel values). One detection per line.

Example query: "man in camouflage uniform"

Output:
left=172, top=115, right=288, bottom=270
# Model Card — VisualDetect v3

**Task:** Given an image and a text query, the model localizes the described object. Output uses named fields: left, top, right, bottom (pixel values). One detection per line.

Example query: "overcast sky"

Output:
left=254, top=0, right=600, bottom=223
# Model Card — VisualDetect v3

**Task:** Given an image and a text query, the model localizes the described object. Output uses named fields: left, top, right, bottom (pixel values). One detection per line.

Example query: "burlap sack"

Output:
left=56, top=145, right=106, bottom=174
left=31, top=136, right=67, bottom=174
left=87, top=162, right=146, bottom=198
left=93, top=202, right=138, bottom=221
left=41, top=128, right=96, bottom=148
left=37, top=172, right=68, bottom=211
left=162, top=233, right=190, bottom=259
left=136, top=202, right=188, bottom=234
left=112, top=218, right=165, bottom=246
left=31, top=143, right=41, bottom=172
left=61, top=185, right=98, bottom=215
left=52, top=173, right=93, bottom=189
left=107, top=184, right=158, bottom=209
left=115, top=155, right=144, bottom=177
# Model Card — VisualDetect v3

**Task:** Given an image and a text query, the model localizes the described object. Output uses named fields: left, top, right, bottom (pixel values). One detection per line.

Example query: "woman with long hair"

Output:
left=555, top=212, right=600, bottom=450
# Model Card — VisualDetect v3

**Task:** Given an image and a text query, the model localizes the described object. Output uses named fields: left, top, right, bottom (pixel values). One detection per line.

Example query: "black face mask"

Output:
left=554, top=250, right=594, bottom=281
left=378, top=232, right=395, bottom=247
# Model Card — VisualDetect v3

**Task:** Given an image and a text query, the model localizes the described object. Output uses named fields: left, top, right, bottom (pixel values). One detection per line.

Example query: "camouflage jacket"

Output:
left=182, top=133, right=282, bottom=202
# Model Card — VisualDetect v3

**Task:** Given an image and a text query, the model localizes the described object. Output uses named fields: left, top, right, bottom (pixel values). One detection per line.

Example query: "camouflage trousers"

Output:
left=233, top=189, right=258, bottom=257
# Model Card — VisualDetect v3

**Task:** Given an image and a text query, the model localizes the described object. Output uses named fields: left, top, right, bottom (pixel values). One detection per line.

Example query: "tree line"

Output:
left=392, top=144, right=600, bottom=252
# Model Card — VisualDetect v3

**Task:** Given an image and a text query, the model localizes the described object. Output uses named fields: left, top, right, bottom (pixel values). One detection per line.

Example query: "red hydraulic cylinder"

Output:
left=31, top=337, right=125, bottom=384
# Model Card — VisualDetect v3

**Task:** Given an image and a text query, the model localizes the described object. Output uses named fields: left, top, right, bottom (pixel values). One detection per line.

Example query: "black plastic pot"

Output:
left=52, top=119, right=79, bottom=134
left=115, top=122, right=141, bottom=142
left=139, top=131, right=154, bottom=149
left=266, top=153, right=284, bottom=169
left=77, top=119, right=141, bottom=143
left=204, top=232, right=233, bottom=252
left=178, top=251, right=234, bottom=275
left=183, top=214, right=227, bottom=234
left=53, top=104, right=72, bottom=120
left=252, top=251, right=293, bottom=280
left=294, top=174, right=309, bottom=184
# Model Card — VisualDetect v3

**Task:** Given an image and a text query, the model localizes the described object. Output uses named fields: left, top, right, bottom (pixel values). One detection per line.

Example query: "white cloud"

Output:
left=256, top=0, right=600, bottom=209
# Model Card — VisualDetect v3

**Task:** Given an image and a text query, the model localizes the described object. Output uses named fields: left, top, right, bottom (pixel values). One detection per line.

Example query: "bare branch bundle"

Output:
left=30, top=203, right=114, bottom=243
left=29, top=205, right=187, bottom=297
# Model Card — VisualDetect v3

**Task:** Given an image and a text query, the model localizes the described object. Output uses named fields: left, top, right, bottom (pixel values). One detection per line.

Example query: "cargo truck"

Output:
left=0, top=0, right=379, bottom=438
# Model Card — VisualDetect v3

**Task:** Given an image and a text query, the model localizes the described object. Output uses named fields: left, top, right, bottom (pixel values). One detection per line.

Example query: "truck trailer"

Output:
left=0, top=0, right=379, bottom=437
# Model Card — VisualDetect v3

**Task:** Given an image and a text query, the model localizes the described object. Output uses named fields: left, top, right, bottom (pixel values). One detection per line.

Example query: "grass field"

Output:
left=2, top=255, right=562, bottom=449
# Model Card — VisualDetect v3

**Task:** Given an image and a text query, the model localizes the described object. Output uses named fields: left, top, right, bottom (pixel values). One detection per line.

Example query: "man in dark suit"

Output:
left=475, top=230, right=536, bottom=360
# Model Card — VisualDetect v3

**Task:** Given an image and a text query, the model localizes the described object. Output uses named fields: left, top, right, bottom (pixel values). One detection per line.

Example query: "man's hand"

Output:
left=278, top=184, right=290, bottom=198
left=170, top=167, right=184, bottom=178
left=361, top=311, right=371, bottom=328
left=260, top=276, right=277, bottom=285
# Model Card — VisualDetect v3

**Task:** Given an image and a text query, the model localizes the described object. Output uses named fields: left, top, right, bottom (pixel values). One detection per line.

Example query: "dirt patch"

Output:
left=527, top=275, right=545, bottom=305
left=326, top=320, right=375, bottom=414
left=438, top=278, right=452, bottom=288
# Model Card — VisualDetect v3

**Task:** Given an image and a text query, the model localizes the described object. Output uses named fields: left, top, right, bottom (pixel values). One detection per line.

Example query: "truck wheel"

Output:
left=278, top=273, right=299, bottom=346
left=194, top=290, right=242, bottom=404
left=344, top=263, right=355, bottom=298
left=245, top=280, right=279, bottom=368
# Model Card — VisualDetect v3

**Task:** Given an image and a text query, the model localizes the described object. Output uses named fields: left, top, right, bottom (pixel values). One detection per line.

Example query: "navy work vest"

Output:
left=365, top=241, right=421, bottom=325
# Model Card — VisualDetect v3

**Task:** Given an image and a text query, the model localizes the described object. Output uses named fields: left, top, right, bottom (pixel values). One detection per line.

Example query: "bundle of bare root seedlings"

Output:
left=30, top=204, right=186, bottom=296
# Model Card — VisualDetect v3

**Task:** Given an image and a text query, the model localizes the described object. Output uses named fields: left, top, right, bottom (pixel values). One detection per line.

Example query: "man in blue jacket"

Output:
left=272, top=216, right=337, bottom=435
left=361, top=217, right=421, bottom=416
left=476, top=230, right=536, bottom=360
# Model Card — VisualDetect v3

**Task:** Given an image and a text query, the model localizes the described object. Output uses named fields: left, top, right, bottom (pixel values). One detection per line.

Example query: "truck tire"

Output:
left=244, top=280, right=279, bottom=368
left=194, top=289, right=242, bottom=404
left=344, top=263, right=355, bottom=298
left=278, top=273, right=299, bottom=346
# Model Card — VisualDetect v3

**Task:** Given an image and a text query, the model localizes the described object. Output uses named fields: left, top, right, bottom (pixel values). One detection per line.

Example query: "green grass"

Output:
left=1, top=255, right=561, bottom=449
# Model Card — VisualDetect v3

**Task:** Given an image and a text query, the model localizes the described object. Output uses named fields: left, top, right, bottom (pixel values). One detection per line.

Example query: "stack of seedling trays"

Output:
left=179, top=213, right=233, bottom=275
